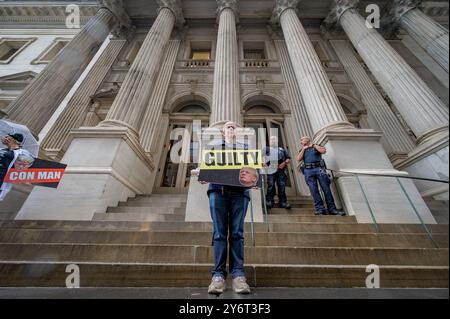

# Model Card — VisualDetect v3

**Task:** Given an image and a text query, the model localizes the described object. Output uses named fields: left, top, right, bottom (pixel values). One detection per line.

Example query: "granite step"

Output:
left=93, top=213, right=186, bottom=222
left=0, top=229, right=447, bottom=248
left=1, top=220, right=448, bottom=234
left=0, top=243, right=447, bottom=266
left=0, top=262, right=447, bottom=288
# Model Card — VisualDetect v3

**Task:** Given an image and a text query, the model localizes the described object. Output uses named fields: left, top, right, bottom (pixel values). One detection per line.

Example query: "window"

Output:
left=191, top=50, right=211, bottom=60
left=32, top=38, right=70, bottom=64
left=0, top=38, right=35, bottom=64
left=189, top=41, right=212, bottom=60
left=186, top=41, right=212, bottom=67
left=243, top=42, right=266, bottom=60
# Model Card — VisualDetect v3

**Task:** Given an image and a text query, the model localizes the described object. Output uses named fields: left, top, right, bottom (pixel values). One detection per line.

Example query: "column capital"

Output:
left=270, top=0, right=301, bottom=26
left=98, top=0, right=134, bottom=39
left=321, top=0, right=359, bottom=39
left=381, top=0, right=422, bottom=38
left=217, top=0, right=239, bottom=21
left=157, top=0, right=185, bottom=27
left=388, top=0, right=422, bottom=22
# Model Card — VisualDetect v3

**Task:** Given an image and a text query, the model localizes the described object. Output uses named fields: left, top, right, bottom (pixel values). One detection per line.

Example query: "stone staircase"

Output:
left=0, top=193, right=448, bottom=289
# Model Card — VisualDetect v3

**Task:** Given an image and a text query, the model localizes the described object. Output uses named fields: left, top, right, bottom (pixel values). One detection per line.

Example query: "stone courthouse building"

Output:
left=0, top=0, right=448, bottom=290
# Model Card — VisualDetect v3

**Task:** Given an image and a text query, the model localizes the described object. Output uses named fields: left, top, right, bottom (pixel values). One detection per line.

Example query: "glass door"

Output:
left=244, top=118, right=297, bottom=196
left=155, top=121, right=206, bottom=194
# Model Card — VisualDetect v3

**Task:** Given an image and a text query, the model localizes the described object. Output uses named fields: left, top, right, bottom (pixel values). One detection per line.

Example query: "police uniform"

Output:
left=263, top=146, right=291, bottom=209
left=302, top=146, right=338, bottom=215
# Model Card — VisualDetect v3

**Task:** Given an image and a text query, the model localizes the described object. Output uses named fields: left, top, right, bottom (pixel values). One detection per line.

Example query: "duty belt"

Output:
left=304, top=162, right=322, bottom=169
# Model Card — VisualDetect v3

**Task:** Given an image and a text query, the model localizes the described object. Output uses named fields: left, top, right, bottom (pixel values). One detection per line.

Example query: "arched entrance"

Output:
left=243, top=99, right=297, bottom=197
left=154, top=102, right=210, bottom=194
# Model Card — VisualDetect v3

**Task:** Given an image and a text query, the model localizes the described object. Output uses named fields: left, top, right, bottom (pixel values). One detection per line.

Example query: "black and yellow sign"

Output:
left=199, top=149, right=262, bottom=170
left=199, top=149, right=263, bottom=188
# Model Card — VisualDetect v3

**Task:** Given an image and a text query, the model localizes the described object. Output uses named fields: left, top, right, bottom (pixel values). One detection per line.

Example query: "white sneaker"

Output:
left=208, top=276, right=226, bottom=294
left=232, top=276, right=251, bottom=294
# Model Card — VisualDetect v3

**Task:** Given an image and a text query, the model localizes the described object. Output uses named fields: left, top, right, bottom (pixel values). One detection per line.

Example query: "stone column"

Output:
left=274, top=39, right=313, bottom=196
left=40, top=39, right=126, bottom=160
left=269, top=1, right=436, bottom=224
left=330, top=40, right=416, bottom=157
left=330, top=0, right=448, bottom=145
left=274, top=40, right=314, bottom=141
left=140, top=40, right=181, bottom=155
left=5, top=1, right=127, bottom=136
left=101, top=2, right=184, bottom=136
left=210, top=0, right=241, bottom=126
left=271, top=0, right=354, bottom=137
left=388, top=0, right=449, bottom=73
left=16, top=1, right=186, bottom=221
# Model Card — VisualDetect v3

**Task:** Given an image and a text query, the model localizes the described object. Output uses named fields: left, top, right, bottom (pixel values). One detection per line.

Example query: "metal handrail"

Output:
left=330, top=169, right=447, bottom=248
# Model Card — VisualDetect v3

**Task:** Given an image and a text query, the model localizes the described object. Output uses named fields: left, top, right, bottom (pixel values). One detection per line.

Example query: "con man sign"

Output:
left=4, top=158, right=67, bottom=188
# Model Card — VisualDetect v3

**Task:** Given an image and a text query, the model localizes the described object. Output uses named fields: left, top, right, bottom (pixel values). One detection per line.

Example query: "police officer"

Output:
left=263, top=136, right=291, bottom=209
left=297, top=136, right=340, bottom=216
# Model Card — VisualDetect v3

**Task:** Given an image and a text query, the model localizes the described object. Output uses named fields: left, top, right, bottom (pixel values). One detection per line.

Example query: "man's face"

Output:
left=14, top=159, right=33, bottom=171
left=223, top=122, right=237, bottom=140
left=2, top=135, right=14, bottom=147
left=269, top=136, right=278, bottom=147
left=300, top=137, right=310, bottom=146
left=240, top=167, right=257, bottom=187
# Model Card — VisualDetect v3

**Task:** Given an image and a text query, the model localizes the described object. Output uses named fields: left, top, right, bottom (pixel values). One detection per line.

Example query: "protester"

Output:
left=201, top=121, right=252, bottom=295
left=0, top=133, right=31, bottom=201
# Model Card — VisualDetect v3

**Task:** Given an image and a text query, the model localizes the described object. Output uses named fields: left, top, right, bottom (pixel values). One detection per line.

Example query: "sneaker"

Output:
left=208, top=276, right=226, bottom=294
left=266, top=201, right=274, bottom=209
left=232, top=276, right=251, bottom=294
left=314, top=211, right=326, bottom=216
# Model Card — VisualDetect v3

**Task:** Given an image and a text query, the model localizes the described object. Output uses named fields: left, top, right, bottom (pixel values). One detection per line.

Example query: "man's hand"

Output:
left=278, top=162, right=286, bottom=170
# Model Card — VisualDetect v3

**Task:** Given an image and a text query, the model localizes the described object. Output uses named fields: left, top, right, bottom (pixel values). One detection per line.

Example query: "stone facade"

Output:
left=0, top=0, right=448, bottom=224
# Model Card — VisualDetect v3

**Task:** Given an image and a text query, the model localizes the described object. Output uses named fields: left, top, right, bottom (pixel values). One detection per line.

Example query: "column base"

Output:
left=185, top=169, right=264, bottom=223
left=16, top=127, right=156, bottom=221
left=0, top=184, right=33, bottom=216
left=397, top=130, right=449, bottom=200
left=316, top=128, right=436, bottom=224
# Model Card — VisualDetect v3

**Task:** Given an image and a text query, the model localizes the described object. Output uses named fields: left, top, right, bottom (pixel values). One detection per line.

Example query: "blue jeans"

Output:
left=266, top=169, right=288, bottom=205
left=304, top=168, right=337, bottom=213
left=209, top=191, right=249, bottom=279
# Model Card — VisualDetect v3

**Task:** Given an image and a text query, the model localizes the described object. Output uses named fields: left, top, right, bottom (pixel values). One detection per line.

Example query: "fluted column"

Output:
left=274, top=39, right=313, bottom=142
left=5, top=6, right=121, bottom=136
left=210, top=0, right=241, bottom=125
left=331, top=0, right=449, bottom=144
left=389, top=0, right=449, bottom=73
left=101, top=1, right=184, bottom=136
left=271, top=0, right=353, bottom=136
left=41, top=39, right=126, bottom=159
left=330, top=40, right=416, bottom=155
left=140, top=40, right=180, bottom=154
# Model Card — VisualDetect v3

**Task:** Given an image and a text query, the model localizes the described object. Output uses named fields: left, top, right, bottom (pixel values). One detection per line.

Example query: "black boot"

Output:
left=279, top=202, right=291, bottom=209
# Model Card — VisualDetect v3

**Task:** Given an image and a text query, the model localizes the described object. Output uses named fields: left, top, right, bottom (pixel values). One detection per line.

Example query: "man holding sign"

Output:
left=199, top=121, right=258, bottom=295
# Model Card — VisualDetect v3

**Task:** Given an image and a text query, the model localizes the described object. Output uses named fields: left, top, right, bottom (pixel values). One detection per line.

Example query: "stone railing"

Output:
left=243, top=59, right=269, bottom=68
left=183, top=59, right=213, bottom=68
